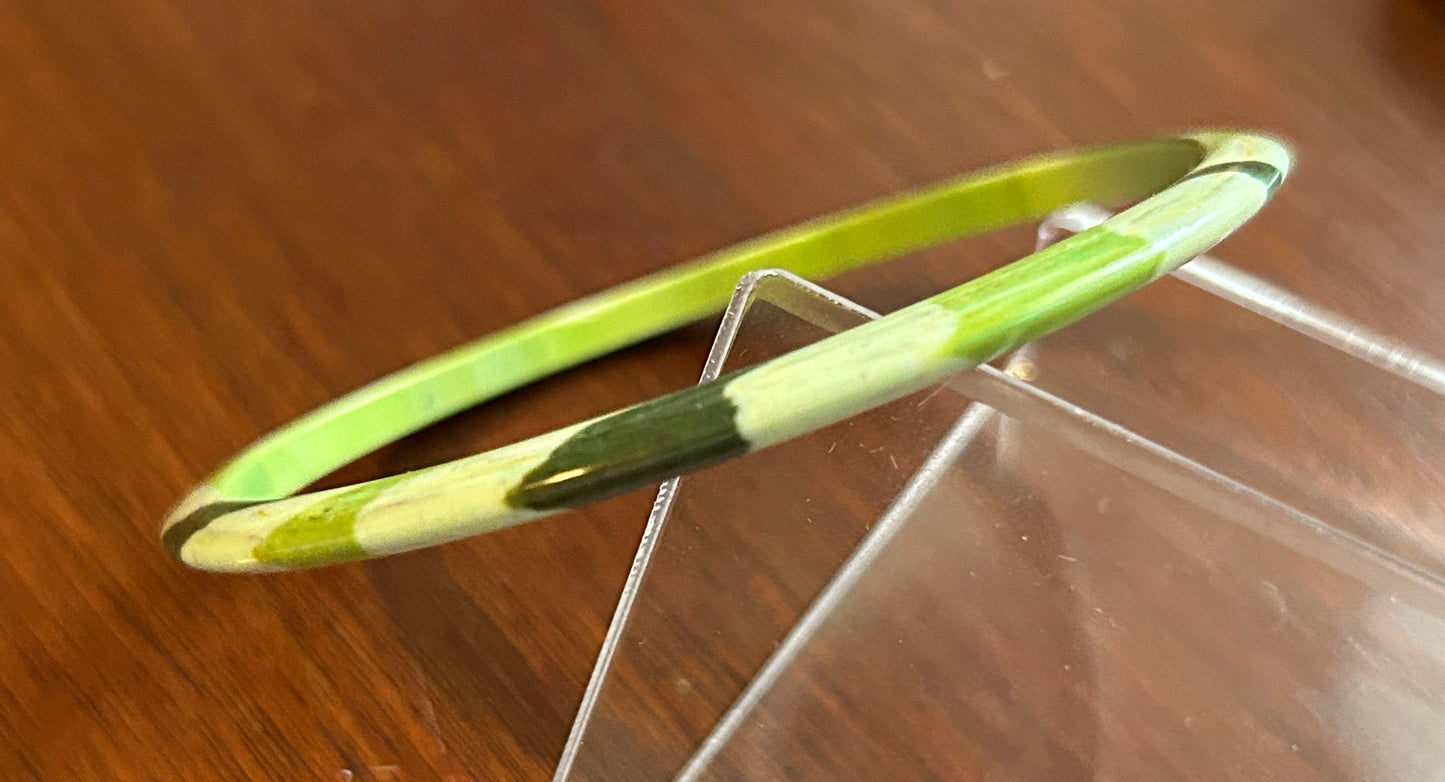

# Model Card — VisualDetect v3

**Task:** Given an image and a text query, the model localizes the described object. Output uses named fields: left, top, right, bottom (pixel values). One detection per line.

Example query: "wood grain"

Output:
left=2, top=0, right=1445, bottom=778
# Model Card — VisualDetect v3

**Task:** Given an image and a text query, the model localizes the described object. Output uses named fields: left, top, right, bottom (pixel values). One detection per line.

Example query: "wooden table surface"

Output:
left=4, top=0, right=1445, bottom=779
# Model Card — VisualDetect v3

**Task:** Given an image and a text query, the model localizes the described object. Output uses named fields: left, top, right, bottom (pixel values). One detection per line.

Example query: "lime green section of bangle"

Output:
left=164, top=131, right=1289, bottom=572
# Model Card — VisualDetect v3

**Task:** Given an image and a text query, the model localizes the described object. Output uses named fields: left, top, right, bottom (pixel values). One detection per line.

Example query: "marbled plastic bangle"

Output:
left=163, top=131, right=1289, bottom=572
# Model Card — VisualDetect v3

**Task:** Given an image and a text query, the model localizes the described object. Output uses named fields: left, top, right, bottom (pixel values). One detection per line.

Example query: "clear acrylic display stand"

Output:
left=554, top=206, right=1445, bottom=781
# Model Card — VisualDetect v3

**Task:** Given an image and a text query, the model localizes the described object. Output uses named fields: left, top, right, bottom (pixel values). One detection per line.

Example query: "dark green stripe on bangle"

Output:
left=1184, top=160, right=1283, bottom=195
left=161, top=499, right=267, bottom=559
left=506, top=376, right=750, bottom=510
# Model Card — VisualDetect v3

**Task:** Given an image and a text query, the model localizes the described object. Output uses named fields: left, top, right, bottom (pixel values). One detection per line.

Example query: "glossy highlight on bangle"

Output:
left=162, top=131, right=1290, bottom=572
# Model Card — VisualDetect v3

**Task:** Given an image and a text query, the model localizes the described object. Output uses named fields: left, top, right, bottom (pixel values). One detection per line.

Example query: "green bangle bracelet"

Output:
left=163, top=130, right=1289, bottom=572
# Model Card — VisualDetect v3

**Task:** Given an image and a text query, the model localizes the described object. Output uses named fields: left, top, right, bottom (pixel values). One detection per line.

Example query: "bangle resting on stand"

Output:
left=162, top=131, right=1289, bottom=573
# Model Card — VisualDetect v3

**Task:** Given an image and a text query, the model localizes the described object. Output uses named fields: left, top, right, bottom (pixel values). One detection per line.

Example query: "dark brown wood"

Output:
left=3, top=0, right=1445, bottom=778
